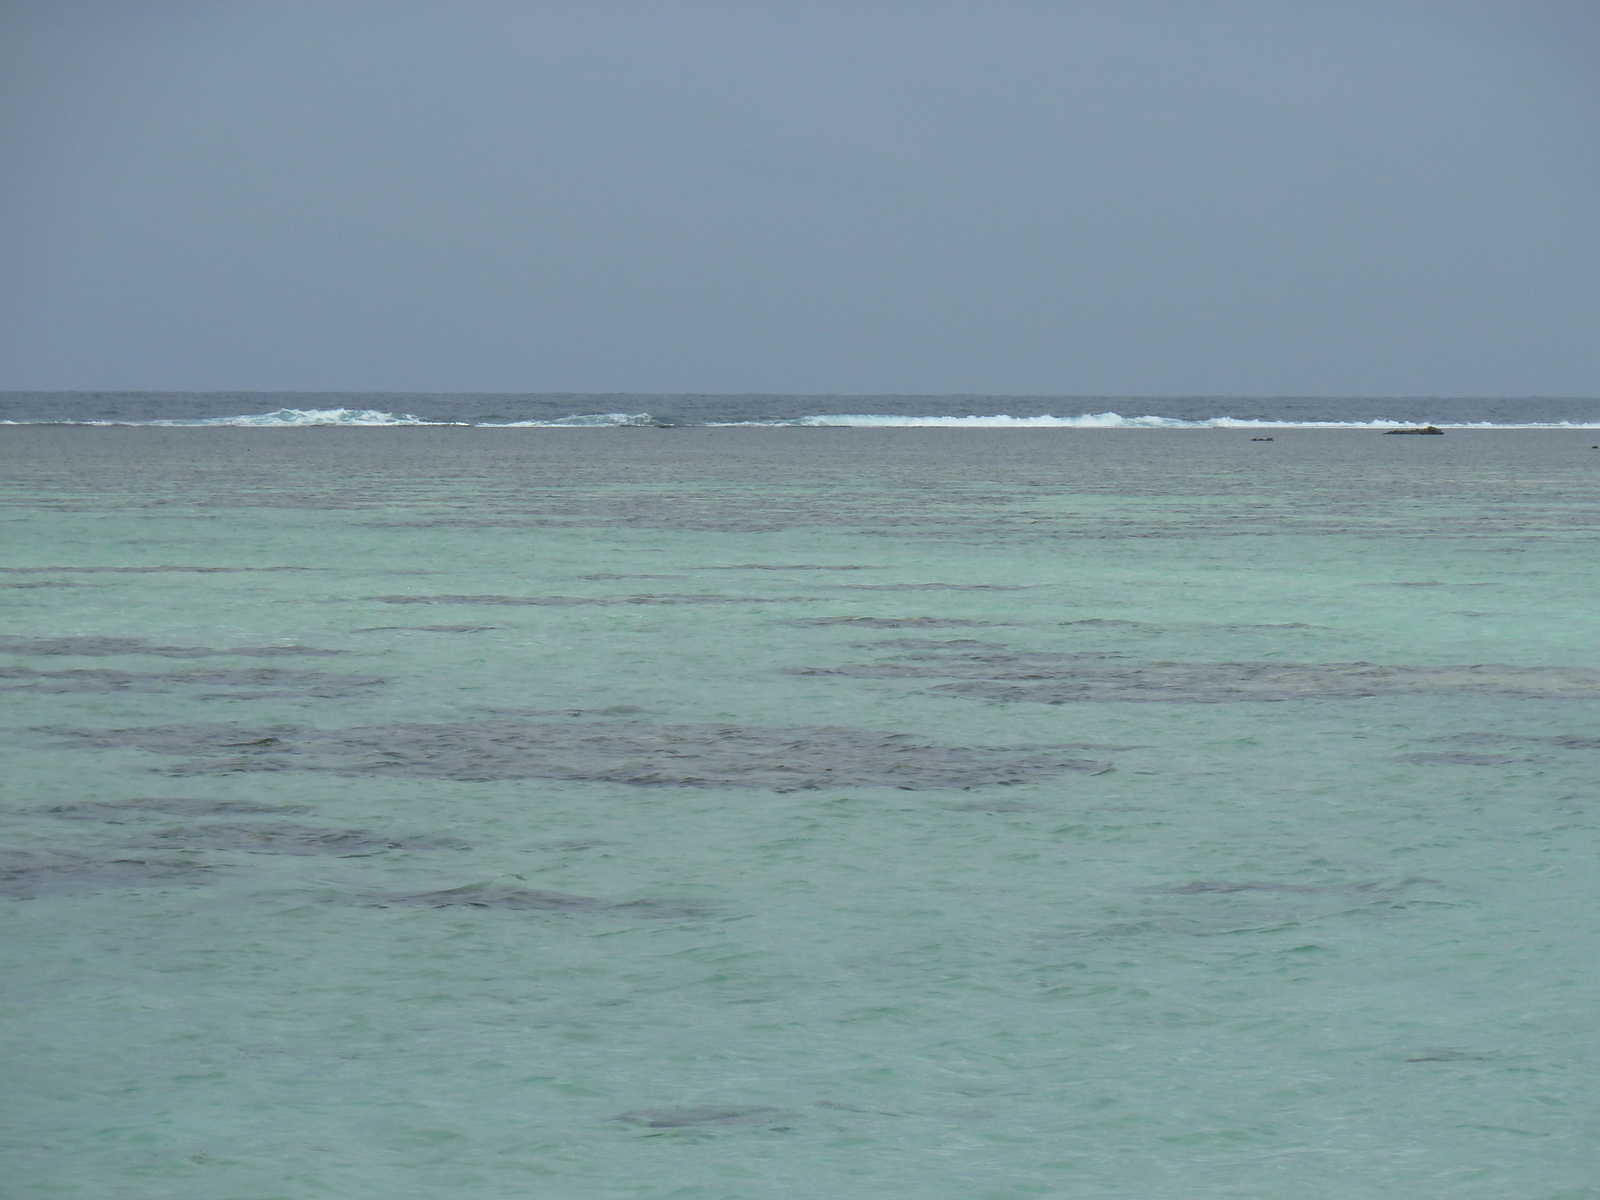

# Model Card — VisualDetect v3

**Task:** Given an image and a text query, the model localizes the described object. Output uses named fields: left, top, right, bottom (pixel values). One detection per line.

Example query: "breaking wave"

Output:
left=0, top=407, right=442, bottom=427
left=713, top=412, right=1600, bottom=430
left=1, top=409, right=663, bottom=428
left=480, top=412, right=660, bottom=427
left=7, top=408, right=1599, bottom=430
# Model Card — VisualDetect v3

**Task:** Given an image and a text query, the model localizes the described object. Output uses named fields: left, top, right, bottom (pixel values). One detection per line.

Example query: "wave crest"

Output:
left=481, top=412, right=661, bottom=427
left=6, top=409, right=1598, bottom=430
left=713, top=412, right=1600, bottom=430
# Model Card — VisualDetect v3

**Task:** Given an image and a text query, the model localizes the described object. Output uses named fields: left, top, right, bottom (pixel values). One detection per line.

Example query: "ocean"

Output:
left=3, top=395, right=1599, bottom=1199
left=4, top=391, right=1600, bottom=428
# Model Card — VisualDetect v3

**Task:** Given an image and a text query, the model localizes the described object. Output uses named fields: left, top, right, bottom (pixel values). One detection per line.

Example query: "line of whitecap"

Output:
left=5, top=408, right=1600, bottom=430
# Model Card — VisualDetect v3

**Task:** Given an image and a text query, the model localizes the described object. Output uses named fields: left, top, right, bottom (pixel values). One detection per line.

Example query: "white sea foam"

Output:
left=0, top=407, right=444, bottom=427
left=1, top=409, right=659, bottom=428
left=481, top=412, right=660, bottom=427
left=193, top=407, right=446, bottom=426
left=713, top=412, right=1600, bottom=430
left=6, top=409, right=1599, bottom=429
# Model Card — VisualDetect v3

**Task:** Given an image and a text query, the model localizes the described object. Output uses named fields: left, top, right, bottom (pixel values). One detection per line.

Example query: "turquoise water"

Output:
left=4, top=427, right=1599, bottom=1199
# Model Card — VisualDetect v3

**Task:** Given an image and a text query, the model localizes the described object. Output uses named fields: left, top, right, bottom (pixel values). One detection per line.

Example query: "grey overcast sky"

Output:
left=2, top=0, right=1597, bottom=395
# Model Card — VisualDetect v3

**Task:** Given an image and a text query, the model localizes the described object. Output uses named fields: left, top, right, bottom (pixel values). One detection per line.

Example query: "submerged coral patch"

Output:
left=1426, top=732, right=1600, bottom=750
left=366, top=594, right=806, bottom=606
left=351, top=625, right=497, bottom=633
left=1387, top=752, right=1539, bottom=766
left=0, top=666, right=383, bottom=698
left=613, top=1107, right=785, bottom=1128
left=792, top=647, right=1600, bottom=703
left=0, top=850, right=224, bottom=899
left=38, top=797, right=314, bottom=821
left=137, top=823, right=459, bottom=856
left=0, top=565, right=320, bottom=573
left=819, top=583, right=1028, bottom=592
left=46, top=721, right=1111, bottom=790
left=786, top=617, right=1004, bottom=629
left=358, top=884, right=710, bottom=917
left=866, top=639, right=1013, bottom=651
left=0, top=635, right=340, bottom=658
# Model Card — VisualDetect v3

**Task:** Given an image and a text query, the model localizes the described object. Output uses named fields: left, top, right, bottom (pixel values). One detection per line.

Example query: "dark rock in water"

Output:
left=39, top=797, right=314, bottom=821
left=1384, top=426, right=1443, bottom=435
left=0, top=850, right=223, bottom=899
left=1250, top=437, right=1273, bottom=441
left=47, top=721, right=1110, bottom=790
left=613, top=1106, right=783, bottom=1128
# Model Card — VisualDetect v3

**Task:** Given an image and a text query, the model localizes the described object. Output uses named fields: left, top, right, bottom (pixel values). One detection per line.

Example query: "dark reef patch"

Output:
left=0, top=850, right=224, bottom=899
left=1427, top=732, right=1600, bottom=750
left=358, top=884, right=709, bottom=918
left=866, top=639, right=1013, bottom=651
left=352, top=624, right=498, bottom=633
left=786, top=617, right=1004, bottom=629
left=791, top=647, right=1600, bottom=703
left=366, top=594, right=808, bottom=606
left=1149, top=880, right=1425, bottom=896
left=0, top=566, right=319, bottom=574
left=45, top=721, right=1111, bottom=790
left=39, top=797, right=314, bottom=821
left=820, top=583, right=1028, bottom=592
left=0, top=635, right=340, bottom=658
left=1, top=666, right=383, bottom=698
left=613, top=1107, right=785, bottom=1128
left=944, top=799, right=1051, bottom=813
left=1388, top=752, right=1539, bottom=766
left=136, top=823, right=459, bottom=856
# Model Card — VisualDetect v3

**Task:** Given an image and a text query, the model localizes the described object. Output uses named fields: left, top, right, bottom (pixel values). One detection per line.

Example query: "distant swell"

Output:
left=6, top=408, right=1600, bottom=430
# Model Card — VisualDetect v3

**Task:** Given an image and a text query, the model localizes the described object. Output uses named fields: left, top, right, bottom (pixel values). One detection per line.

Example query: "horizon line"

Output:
left=4, top=390, right=1599, bottom=402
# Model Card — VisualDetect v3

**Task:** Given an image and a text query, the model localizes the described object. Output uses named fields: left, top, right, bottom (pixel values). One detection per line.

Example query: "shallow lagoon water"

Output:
left=3, top=427, right=1599, bottom=1199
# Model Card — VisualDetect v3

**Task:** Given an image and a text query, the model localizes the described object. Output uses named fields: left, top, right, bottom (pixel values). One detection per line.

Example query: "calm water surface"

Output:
left=3, top=428, right=1598, bottom=1199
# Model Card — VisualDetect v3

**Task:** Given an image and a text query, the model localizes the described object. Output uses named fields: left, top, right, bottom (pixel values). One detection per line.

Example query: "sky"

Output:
left=1, top=0, right=1597, bottom=396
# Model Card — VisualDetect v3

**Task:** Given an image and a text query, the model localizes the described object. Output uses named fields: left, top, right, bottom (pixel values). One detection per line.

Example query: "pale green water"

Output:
left=3, top=428, right=1599, bottom=1199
